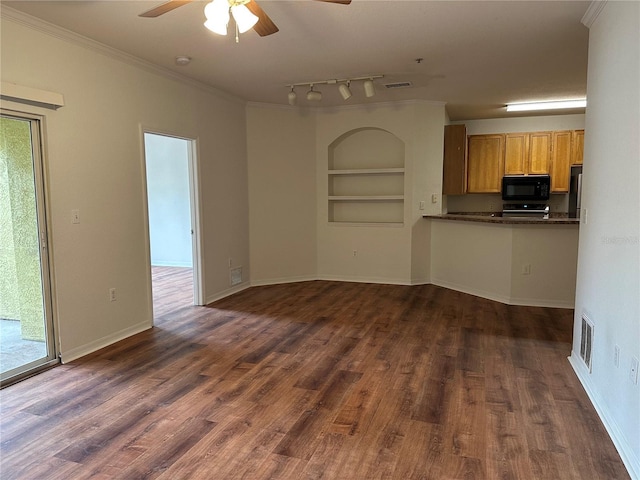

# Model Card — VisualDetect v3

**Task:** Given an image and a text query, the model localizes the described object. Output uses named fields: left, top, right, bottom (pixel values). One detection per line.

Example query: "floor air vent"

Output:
left=580, top=314, right=594, bottom=372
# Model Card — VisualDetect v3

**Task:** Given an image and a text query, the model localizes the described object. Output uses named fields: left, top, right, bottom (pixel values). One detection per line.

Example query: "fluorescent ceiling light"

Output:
left=506, top=99, right=587, bottom=112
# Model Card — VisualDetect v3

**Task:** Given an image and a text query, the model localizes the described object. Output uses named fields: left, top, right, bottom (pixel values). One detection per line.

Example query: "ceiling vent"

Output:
left=384, top=81, right=413, bottom=89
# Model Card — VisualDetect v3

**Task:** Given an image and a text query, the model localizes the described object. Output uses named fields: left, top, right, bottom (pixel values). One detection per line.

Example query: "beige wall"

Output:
left=246, top=105, right=317, bottom=285
left=1, top=13, right=250, bottom=361
left=316, top=102, right=446, bottom=285
left=430, top=220, right=579, bottom=308
left=571, top=2, right=640, bottom=476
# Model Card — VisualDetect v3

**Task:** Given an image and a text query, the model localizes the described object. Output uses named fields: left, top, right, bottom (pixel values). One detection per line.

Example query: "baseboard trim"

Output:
left=568, top=352, right=639, bottom=480
left=317, top=274, right=411, bottom=286
left=431, top=278, right=574, bottom=309
left=204, top=282, right=251, bottom=305
left=430, top=278, right=512, bottom=305
left=60, top=320, right=152, bottom=364
left=250, top=275, right=318, bottom=287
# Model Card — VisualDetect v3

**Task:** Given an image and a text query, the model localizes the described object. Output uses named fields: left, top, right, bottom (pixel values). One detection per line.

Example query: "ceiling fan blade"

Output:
left=245, top=0, right=280, bottom=36
left=139, top=0, right=195, bottom=18
left=314, top=0, right=352, bottom=4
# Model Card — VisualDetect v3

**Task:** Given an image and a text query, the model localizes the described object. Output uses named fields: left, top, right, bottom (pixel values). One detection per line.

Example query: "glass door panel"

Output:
left=0, top=113, right=57, bottom=386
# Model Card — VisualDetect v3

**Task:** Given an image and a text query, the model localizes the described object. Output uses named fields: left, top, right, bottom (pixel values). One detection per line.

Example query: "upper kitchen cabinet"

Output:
left=571, top=130, right=584, bottom=165
left=442, top=124, right=467, bottom=195
left=504, top=132, right=551, bottom=175
left=467, top=134, right=505, bottom=193
left=550, top=131, right=572, bottom=192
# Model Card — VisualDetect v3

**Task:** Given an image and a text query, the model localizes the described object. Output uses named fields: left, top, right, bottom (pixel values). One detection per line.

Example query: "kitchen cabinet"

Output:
left=550, top=131, right=572, bottom=192
left=572, top=130, right=584, bottom=165
left=467, top=134, right=505, bottom=193
left=442, top=124, right=467, bottom=195
left=504, top=132, right=551, bottom=175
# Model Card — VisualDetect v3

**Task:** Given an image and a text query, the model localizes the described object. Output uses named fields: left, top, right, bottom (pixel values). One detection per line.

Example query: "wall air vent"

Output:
left=580, top=314, right=594, bottom=372
left=384, top=82, right=413, bottom=89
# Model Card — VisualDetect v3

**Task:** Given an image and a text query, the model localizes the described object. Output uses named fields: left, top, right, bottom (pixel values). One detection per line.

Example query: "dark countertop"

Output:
left=423, top=213, right=580, bottom=225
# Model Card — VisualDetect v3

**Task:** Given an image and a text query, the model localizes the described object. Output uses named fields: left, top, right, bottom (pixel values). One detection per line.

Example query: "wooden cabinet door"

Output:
left=572, top=130, right=584, bottom=165
left=442, top=124, right=467, bottom=195
left=551, top=131, right=572, bottom=193
left=504, top=133, right=528, bottom=175
left=467, top=134, right=504, bottom=193
left=529, top=132, right=551, bottom=174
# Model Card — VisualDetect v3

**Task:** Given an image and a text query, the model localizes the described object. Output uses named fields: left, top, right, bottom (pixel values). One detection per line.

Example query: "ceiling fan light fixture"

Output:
left=363, top=79, right=375, bottom=98
left=338, top=82, right=352, bottom=101
left=231, top=4, right=259, bottom=33
left=307, top=85, right=322, bottom=102
left=204, top=0, right=230, bottom=35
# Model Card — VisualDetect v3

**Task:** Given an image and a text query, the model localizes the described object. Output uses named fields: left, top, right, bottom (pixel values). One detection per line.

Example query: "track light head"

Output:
left=363, top=79, right=375, bottom=98
left=338, top=82, right=352, bottom=101
left=288, top=87, right=297, bottom=106
left=306, top=85, right=322, bottom=101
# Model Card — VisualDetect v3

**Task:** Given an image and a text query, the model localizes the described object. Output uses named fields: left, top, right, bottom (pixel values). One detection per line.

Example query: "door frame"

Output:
left=140, top=128, right=204, bottom=312
left=1, top=108, right=59, bottom=386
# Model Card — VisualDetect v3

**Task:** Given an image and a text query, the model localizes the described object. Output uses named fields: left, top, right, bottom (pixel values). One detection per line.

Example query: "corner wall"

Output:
left=570, top=2, right=640, bottom=478
left=1, top=12, right=250, bottom=361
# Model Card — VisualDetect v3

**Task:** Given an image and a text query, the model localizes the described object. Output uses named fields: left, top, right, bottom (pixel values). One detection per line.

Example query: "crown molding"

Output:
left=581, top=1, right=607, bottom=28
left=0, top=6, right=245, bottom=106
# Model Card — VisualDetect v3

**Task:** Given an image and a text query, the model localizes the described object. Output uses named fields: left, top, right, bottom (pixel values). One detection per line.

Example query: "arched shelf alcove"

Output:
left=328, top=128, right=405, bottom=224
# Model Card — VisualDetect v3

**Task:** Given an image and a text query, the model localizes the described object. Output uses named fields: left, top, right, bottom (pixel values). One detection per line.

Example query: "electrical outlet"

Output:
left=614, top=345, right=620, bottom=368
left=522, top=264, right=531, bottom=275
left=109, top=288, right=116, bottom=302
left=431, top=193, right=438, bottom=204
left=631, top=356, right=639, bottom=385
left=353, top=250, right=357, bottom=257
left=419, top=201, right=425, bottom=210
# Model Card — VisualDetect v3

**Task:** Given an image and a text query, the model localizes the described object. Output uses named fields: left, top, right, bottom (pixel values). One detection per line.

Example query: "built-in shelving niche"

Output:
left=328, top=128, right=405, bottom=224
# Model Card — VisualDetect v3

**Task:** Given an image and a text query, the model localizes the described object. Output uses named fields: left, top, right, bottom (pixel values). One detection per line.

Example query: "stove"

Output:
left=502, top=203, right=550, bottom=219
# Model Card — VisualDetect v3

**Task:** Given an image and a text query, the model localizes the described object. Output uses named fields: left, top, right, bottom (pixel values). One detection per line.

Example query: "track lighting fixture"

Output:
left=286, top=75, right=383, bottom=105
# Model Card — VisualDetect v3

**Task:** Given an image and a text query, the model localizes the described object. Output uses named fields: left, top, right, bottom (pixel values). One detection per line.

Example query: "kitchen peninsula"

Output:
left=424, top=213, right=579, bottom=308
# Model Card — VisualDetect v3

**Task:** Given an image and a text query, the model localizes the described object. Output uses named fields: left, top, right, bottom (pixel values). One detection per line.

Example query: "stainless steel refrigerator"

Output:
left=569, top=165, right=583, bottom=219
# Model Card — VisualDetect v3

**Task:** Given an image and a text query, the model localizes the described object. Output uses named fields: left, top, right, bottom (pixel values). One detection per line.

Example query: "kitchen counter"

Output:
left=423, top=213, right=579, bottom=225
left=424, top=213, right=579, bottom=308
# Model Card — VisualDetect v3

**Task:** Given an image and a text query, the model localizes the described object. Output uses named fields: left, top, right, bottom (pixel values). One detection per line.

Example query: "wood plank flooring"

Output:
left=0, top=272, right=630, bottom=479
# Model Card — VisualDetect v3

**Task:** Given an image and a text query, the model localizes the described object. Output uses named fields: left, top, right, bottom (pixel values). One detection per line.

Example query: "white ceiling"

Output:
left=2, top=0, right=591, bottom=120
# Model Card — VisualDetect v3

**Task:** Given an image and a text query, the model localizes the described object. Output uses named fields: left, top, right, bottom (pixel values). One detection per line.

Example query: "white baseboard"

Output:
left=317, top=274, right=411, bottom=286
left=569, top=352, right=639, bottom=480
left=60, top=320, right=152, bottom=364
left=250, top=275, right=317, bottom=287
left=431, top=278, right=574, bottom=309
left=431, top=278, right=512, bottom=305
left=204, top=282, right=251, bottom=305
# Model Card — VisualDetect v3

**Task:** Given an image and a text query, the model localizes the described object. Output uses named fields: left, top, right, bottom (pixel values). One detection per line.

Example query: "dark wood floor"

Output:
left=0, top=270, right=629, bottom=479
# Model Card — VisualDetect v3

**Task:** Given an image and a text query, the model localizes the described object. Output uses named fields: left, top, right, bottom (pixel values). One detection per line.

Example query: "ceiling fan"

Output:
left=139, top=0, right=352, bottom=38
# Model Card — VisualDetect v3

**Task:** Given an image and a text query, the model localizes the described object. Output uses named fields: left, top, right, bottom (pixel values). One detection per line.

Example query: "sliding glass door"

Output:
left=0, top=111, right=57, bottom=386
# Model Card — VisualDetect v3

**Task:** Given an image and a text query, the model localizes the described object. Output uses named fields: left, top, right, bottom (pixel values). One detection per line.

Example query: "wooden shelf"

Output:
left=328, top=168, right=405, bottom=175
left=328, top=195, right=404, bottom=201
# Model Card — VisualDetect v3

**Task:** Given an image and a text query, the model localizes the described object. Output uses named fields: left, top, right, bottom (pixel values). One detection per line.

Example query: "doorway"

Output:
left=0, top=111, right=58, bottom=386
left=143, top=132, right=202, bottom=318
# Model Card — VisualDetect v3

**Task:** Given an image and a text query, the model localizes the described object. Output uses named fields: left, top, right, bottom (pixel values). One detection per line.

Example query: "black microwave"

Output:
left=502, top=175, right=551, bottom=201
